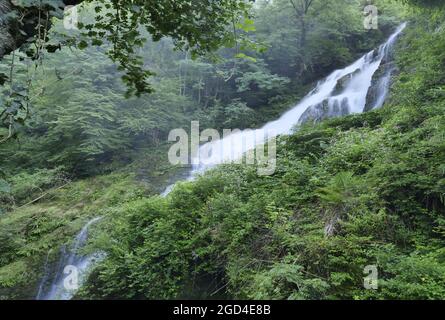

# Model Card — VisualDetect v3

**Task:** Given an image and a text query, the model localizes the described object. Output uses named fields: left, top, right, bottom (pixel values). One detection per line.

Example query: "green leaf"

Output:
left=78, top=40, right=88, bottom=50
left=235, top=53, right=257, bottom=62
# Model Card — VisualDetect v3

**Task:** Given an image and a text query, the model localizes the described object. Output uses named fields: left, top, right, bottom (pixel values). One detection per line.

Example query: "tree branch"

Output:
left=0, top=0, right=84, bottom=61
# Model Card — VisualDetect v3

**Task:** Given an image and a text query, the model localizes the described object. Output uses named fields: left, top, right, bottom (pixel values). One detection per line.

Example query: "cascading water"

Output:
left=36, top=24, right=406, bottom=299
left=372, top=69, right=393, bottom=110
left=36, top=217, right=104, bottom=300
left=35, top=251, right=51, bottom=299
left=161, top=23, right=407, bottom=196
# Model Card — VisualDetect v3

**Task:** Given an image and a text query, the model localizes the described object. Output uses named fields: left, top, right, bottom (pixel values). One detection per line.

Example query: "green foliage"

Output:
left=78, top=11, right=445, bottom=300
left=317, top=172, right=359, bottom=206
left=3, top=0, right=444, bottom=301
left=0, top=43, right=195, bottom=175
left=2, top=0, right=400, bottom=143
left=398, top=0, right=445, bottom=7
left=0, top=260, right=30, bottom=289
left=1, top=0, right=397, bottom=175
left=3, top=0, right=255, bottom=97
left=254, top=0, right=399, bottom=82
left=2, top=167, right=66, bottom=208
left=0, top=171, right=153, bottom=299
left=198, top=99, right=255, bottom=130
left=249, top=258, right=330, bottom=300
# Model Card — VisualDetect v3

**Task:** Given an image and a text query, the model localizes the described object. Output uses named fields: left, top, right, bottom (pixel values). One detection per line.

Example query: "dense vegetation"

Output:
left=78, top=8, right=445, bottom=299
left=1, top=0, right=394, bottom=178
left=0, top=0, right=444, bottom=300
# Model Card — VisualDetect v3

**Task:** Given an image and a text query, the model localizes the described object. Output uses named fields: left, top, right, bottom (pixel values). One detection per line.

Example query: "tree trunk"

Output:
left=0, top=0, right=18, bottom=57
left=299, top=16, right=306, bottom=49
left=0, top=0, right=83, bottom=61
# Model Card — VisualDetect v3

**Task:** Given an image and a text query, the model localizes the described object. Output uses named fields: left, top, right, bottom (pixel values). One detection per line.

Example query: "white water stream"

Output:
left=36, top=217, right=104, bottom=300
left=36, top=23, right=406, bottom=299
left=162, top=23, right=407, bottom=195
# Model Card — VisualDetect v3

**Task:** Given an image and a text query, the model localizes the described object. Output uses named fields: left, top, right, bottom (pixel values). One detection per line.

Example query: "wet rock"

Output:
left=364, top=36, right=401, bottom=112
left=364, top=60, right=396, bottom=112
left=298, top=100, right=329, bottom=124
left=330, top=98, right=349, bottom=116
left=332, top=68, right=361, bottom=96
left=332, top=74, right=352, bottom=95
left=299, top=97, right=351, bottom=125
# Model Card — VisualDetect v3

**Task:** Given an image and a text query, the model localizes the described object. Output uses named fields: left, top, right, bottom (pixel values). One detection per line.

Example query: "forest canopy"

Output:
left=0, top=0, right=254, bottom=95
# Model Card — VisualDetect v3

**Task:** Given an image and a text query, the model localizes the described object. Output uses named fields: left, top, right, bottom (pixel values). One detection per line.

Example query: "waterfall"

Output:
left=36, top=24, right=406, bottom=297
left=161, top=23, right=406, bottom=196
left=36, top=217, right=104, bottom=300
left=372, top=68, right=393, bottom=110
left=35, top=251, right=51, bottom=300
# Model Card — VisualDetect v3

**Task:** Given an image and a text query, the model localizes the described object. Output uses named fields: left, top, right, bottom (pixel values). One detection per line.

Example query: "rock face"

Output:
left=331, top=68, right=361, bottom=96
left=364, top=45, right=398, bottom=112
left=298, top=100, right=329, bottom=124
left=364, top=61, right=396, bottom=112
left=299, top=97, right=350, bottom=125
left=332, top=73, right=352, bottom=96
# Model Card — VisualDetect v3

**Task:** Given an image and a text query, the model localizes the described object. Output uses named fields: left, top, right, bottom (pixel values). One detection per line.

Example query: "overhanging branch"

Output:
left=0, top=0, right=83, bottom=60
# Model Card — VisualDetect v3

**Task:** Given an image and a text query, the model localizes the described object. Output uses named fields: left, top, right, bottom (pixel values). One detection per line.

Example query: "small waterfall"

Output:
left=35, top=251, right=51, bottom=300
left=366, top=41, right=399, bottom=111
left=372, top=68, right=393, bottom=110
left=161, top=184, right=175, bottom=197
left=36, top=217, right=103, bottom=300
left=35, top=24, right=407, bottom=297
left=161, top=23, right=407, bottom=197
left=161, top=172, right=196, bottom=197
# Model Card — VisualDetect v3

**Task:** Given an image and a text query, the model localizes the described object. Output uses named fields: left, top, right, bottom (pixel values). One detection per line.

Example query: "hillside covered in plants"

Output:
left=0, top=0, right=444, bottom=300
